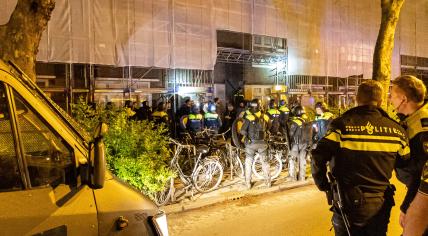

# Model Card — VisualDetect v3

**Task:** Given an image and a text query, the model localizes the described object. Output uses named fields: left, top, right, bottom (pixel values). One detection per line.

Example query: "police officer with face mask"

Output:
left=389, top=75, right=428, bottom=234
left=239, top=99, right=271, bottom=189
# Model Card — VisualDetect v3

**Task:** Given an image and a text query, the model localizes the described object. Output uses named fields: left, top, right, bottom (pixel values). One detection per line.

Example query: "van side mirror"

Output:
left=90, top=122, right=108, bottom=189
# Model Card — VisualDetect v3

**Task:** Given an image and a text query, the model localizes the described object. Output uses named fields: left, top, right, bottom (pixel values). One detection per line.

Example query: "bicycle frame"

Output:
left=226, top=143, right=245, bottom=179
left=170, top=139, right=202, bottom=182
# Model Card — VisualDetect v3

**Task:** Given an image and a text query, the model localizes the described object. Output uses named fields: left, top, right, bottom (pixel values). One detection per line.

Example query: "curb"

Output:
left=162, top=179, right=314, bottom=214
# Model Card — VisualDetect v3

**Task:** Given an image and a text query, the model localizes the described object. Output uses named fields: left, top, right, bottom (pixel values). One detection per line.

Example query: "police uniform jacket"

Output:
left=279, top=105, right=290, bottom=127
left=240, top=111, right=270, bottom=143
left=289, top=116, right=313, bottom=146
left=267, top=108, right=281, bottom=134
left=396, top=102, right=428, bottom=213
left=204, top=112, right=222, bottom=131
left=312, top=105, right=410, bottom=194
left=314, top=111, right=334, bottom=142
left=152, top=110, right=169, bottom=125
left=187, top=113, right=204, bottom=133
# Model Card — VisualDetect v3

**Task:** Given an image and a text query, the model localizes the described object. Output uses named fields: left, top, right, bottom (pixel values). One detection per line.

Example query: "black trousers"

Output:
left=332, top=199, right=393, bottom=236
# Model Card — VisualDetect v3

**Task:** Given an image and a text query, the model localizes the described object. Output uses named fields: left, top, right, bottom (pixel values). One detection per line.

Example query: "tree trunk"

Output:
left=372, top=0, right=405, bottom=108
left=0, top=0, right=55, bottom=82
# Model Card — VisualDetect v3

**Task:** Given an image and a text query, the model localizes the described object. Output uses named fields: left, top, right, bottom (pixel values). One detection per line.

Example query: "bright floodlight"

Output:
left=276, top=61, right=286, bottom=70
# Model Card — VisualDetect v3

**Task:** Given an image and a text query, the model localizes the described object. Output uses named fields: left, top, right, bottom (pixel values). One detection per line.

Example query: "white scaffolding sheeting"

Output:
left=1, top=0, right=428, bottom=78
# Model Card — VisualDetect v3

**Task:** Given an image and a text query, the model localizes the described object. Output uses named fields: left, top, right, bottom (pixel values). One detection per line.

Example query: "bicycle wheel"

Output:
left=252, top=152, right=283, bottom=180
left=212, top=149, right=228, bottom=168
left=153, top=177, right=174, bottom=206
left=231, top=151, right=244, bottom=179
left=192, top=160, right=224, bottom=193
left=177, top=147, right=195, bottom=179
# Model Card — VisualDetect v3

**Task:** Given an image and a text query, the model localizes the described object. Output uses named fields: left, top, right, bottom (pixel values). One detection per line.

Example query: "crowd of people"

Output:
left=120, top=94, right=336, bottom=190
left=116, top=77, right=427, bottom=235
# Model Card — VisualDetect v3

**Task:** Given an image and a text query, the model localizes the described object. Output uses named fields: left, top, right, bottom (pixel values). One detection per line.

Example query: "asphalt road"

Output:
left=167, top=176, right=406, bottom=236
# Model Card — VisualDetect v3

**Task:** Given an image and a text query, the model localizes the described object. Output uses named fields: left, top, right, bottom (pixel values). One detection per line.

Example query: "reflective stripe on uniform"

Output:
left=152, top=111, right=168, bottom=118
left=246, top=114, right=256, bottom=121
left=189, top=114, right=203, bottom=120
left=279, top=106, right=289, bottom=113
left=291, top=117, right=304, bottom=126
left=340, top=140, right=409, bottom=154
left=324, top=130, right=410, bottom=156
left=324, top=130, right=341, bottom=142
left=268, top=109, right=281, bottom=115
left=322, top=112, right=334, bottom=120
left=398, top=145, right=411, bottom=157
left=245, top=111, right=269, bottom=122
left=205, top=112, right=219, bottom=119
left=341, top=134, right=407, bottom=146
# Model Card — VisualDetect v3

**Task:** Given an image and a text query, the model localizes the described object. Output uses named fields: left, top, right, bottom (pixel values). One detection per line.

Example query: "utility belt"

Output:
left=327, top=184, right=396, bottom=215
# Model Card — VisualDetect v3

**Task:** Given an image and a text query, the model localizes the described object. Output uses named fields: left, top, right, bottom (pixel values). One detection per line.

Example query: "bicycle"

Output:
left=252, top=135, right=286, bottom=180
left=153, top=138, right=224, bottom=206
left=226, top=141, right=283, bottom=181
left=225, top=143, right=245, bottom=179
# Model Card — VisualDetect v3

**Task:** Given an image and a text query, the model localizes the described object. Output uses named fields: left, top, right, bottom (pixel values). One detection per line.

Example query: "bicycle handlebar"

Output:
left=169, top=138, right=194, bottom=150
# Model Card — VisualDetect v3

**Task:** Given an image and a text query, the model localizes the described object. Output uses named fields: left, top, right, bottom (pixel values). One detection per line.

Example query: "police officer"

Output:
left=403, top=162, right=428, bottom=236
left=314, top=102, right=334, bottom=144
left=289, top=105, right=313, bottom=181
left=240, top=98, right=271, bottom=189
left=186, top=105, right=204, bottom=136
left=151, top=102, right=169, bottom=126
left=278, top=99, right=291, bottom=142
left=267, top=100, right=281, bottom=135
left=312, top=80, right=410, bottom=236
left=389, top=75, right=428, bottom=233
left=204, top=102, right=222, bottom=134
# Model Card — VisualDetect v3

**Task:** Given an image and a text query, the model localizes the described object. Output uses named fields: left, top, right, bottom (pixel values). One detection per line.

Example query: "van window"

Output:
left=12, top=90, right=75, bottom=188
left=0, top=83, right=23, bottom=191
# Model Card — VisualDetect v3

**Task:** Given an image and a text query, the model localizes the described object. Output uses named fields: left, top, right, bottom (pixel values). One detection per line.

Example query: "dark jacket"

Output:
left=289, top=116, right=314, bottom=146
left=239, top=111, right=270, bottom=143
left=267, top=108, right=281, bottom=134
left=221, top=109, right=236, bottom=133
left=314, top=111, right=334, bottom=142
left=396, top=102, right=428, bottom=213
left=136, top=105, right=151, bottom=120
left=178, top=104, right=191, bottom=118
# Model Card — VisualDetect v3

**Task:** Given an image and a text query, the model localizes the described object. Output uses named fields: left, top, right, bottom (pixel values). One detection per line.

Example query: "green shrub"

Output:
left=71, top=98, right=175, bottom=197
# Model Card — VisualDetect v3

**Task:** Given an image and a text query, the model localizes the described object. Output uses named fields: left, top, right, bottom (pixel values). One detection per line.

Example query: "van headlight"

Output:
left=152, top=211, right=169, bottom=236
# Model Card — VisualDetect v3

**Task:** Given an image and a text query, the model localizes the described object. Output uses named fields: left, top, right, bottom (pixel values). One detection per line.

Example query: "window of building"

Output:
left=254, top=36, right=262, bottom=45
left=264, top=36, right=272, bottom=46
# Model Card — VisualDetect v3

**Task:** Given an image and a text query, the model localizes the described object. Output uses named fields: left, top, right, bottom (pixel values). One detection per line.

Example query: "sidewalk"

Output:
left=162, top=172, right=314, bottom=214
